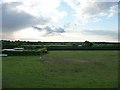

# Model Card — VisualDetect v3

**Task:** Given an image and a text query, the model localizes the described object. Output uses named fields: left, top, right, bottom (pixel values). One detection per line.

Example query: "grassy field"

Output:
left=2, top=50, right=118, bottom=88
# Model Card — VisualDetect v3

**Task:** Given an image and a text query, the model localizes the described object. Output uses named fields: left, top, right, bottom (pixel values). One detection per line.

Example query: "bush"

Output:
left=2, top=48, right=48, bottom=56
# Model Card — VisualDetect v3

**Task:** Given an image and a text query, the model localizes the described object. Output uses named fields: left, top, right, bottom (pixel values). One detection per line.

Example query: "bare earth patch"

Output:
left=42, top=58, right=117, bottom=63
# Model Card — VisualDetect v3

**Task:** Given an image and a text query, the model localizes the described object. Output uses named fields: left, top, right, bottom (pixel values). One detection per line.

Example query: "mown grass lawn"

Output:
left=2, top=50, right=118, bottom=88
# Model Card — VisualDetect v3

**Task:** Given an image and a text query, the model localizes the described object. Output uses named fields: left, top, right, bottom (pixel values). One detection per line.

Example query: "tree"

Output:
left=82, top=40, right=93, bottom=47
left=72, top=43, right=78, bottom=47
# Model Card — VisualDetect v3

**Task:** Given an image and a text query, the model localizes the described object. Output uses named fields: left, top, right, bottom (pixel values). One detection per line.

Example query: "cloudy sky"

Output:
left=1, top=0, right=120, bottom=42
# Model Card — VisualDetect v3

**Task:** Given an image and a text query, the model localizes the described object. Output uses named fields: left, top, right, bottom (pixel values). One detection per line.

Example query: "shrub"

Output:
left=2, top=48, right=48, bottom=56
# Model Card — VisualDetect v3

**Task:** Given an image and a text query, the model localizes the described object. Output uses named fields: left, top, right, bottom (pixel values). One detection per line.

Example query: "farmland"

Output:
left=2, top=50, right=118, bottom=88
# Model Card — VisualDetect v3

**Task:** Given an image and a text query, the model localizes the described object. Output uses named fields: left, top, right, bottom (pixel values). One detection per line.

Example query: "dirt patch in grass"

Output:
left=41, top=58, right=117, bottom=63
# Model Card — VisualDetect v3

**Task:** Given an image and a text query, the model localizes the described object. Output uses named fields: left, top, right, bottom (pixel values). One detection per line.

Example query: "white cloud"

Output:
left=108, top=5, right=118, bottom=17
left=2, top=0, right=118, bottom=42
left=8, top=27, right=118, bottom=42
left=64, top=0, right=118, bottom=23
left=77, top=2, right=117, bottom=22
left=47, top=10, right=67, bottom=23
left=4, top=0, right=65, bottom=20
left=64, top=0, right=80, bottom=9
left=2, top=2, right=49, bottom=33
left=13, top=27, right=41, bottom=40
left=16, top=0, right=61, bottom=16
left=3, top=0, right=119, bottom=23
left=61, top=30, right=118, bottom=42
left=3, top=0, right=68, bottom=24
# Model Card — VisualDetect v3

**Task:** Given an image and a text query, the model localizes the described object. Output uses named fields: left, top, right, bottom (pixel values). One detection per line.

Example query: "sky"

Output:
left=1, top=0, right=120, bottom=42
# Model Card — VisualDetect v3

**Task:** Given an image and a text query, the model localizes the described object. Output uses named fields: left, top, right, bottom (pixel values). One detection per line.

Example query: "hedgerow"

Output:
left=2, top=48, right=47, bottom=56
left=47, top=46, right=119, bottom=50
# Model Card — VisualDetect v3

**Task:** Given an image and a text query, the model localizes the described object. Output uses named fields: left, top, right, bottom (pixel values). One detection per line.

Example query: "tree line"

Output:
left=1, top=40, right=120, bottom=50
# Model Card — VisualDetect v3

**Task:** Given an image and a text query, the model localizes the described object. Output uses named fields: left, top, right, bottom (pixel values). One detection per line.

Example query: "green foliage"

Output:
left=47, top=46, right=119, bottom=50
left=38, top=48, right=47, bottom=53
left=72, top=43, right=78, bottom=47
left=2, top=40, right=120, bottom=50
left=82, top=40, right=93, bottom=47
left=2, top=48, right=47, bottom=56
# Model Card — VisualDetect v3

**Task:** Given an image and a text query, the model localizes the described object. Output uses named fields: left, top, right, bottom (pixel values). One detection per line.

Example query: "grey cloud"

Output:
left=33, top=26, right=65, bottom=35
left=56, top=27, right=65, bottom=33
left=75, top=2, right=118, bottom=21
left=32, top=26, right=42, bottom=30
left=44, top=26, right=54, bottom=34
left=83, top=30, right=118, bottom=39
left=45, top=26, right=65, bottom=34
left=2, top=2, right=49, bottom=33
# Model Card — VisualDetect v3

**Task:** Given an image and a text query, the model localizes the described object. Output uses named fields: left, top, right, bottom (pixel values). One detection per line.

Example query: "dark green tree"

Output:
left=82, top=40, right=93, bottom=47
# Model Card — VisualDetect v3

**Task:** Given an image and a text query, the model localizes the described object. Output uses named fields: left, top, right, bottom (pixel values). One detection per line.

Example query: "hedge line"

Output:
left=2, top=48, right=47, bottom=56
left=47, top=46, right=120, bottom=50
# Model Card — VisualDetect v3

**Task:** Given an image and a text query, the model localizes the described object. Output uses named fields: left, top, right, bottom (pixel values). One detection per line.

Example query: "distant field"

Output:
left=2, top=50, right=118, bottom=88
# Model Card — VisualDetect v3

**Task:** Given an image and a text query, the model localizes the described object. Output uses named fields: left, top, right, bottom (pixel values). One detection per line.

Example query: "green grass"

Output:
left=2, top=50, right=118, bottom=88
